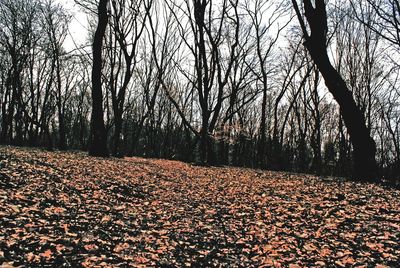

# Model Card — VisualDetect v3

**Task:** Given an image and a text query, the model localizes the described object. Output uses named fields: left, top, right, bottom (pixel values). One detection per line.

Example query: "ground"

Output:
left=0, top=146, right=399, bottom=267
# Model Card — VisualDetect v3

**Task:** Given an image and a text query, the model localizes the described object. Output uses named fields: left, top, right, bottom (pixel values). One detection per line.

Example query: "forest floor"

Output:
left=0, top=146, right=399, bottom=267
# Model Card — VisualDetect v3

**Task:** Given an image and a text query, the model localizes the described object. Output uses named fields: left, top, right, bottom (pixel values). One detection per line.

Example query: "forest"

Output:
left=1, top=0, right=400, bottom=266
left=1, top=0, right=400, bottom=182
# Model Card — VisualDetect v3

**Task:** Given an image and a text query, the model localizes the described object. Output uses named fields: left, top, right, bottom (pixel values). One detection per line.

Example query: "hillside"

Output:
left=0, top=146, right=399, bottom=267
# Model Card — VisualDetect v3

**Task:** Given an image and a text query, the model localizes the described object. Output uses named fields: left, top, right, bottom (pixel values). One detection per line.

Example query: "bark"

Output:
left=56, top=57, right=66, bottom=150
left=89, top=0, right=109, bottom=157
left=258, top=86, right=268, bottom=168
left=292, top=0, right=378, bottom=181
left=308, top=47, right=377, bottom=181
left=113, top=111, right=123, bottom=157
left=310, top=70, right=322, bottom=174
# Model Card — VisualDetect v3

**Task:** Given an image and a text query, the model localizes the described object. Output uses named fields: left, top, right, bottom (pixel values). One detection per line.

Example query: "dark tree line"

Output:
left=1, top=0, right=400, bottom=183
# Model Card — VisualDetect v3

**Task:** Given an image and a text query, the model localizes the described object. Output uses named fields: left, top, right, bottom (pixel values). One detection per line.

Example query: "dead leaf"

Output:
left=40, top=249, right=52, bottom=260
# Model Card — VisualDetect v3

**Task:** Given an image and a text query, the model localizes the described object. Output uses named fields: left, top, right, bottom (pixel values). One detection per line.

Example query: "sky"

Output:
left=56, top=0, right=89, bottom=52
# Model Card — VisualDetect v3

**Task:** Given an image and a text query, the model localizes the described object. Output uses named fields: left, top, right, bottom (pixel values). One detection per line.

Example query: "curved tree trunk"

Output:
left=308, top=49, right=377, bottom=181
left=292, top=0, right=378, bottom=182
left=89, top=0, right=109, bottom=157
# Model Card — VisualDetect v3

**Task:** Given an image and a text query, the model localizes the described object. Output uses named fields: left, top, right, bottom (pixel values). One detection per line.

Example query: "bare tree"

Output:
left=0, top=0, right=39, bottom=144
left=351, top=0, right=400, bottom=51
left=89, top=0, right=109, bottom=157
left=244, top=0, right=291, bottom=168
left=40, top=0, right=71, bottom=149
left=105, top=0, right=153, bottom=156
left=163, top=0, right=240, bottom=164
left=292, top=0, right=378, bottom=181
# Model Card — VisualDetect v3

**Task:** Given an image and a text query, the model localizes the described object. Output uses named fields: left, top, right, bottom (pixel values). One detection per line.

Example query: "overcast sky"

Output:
left=56, top=0, right=89, bottom=52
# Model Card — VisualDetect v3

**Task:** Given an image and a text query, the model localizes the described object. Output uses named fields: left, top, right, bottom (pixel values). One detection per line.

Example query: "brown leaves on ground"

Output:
left=0, top=146, right=399, bottom=267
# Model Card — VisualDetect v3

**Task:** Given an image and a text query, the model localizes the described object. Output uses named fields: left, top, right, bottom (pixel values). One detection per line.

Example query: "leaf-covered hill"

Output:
left=0, top=146, right=399, bottom=267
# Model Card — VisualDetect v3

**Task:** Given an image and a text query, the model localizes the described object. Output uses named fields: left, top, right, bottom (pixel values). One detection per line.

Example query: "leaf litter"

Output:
left=0, top=146, right=399, bottom=267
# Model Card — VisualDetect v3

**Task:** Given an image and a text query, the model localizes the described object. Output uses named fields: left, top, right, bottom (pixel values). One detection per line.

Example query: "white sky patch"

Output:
left=55, top=0, right=89, bottom=52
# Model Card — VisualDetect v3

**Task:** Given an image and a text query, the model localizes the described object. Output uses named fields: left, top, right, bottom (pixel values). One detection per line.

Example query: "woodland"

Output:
left=0, top=0, right=400, bottom=182
left=1, top=0, right=400, bottom=266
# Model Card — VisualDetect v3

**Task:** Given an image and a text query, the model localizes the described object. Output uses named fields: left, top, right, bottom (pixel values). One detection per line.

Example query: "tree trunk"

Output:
left=258, top=85, right=268, bottom=168
left=89, top=0, right=109, bottom=157
left=56, top=56, right=66, bottom=150
left=113, top=112, right=123, bottom=157
left=307, top=45, right=377, bottom=181
left=199, top=114, right=209, bottom=164
left=292, top=0, right=378, bottom=182
left=58, top=110, right=66, bottom=150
